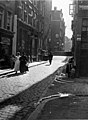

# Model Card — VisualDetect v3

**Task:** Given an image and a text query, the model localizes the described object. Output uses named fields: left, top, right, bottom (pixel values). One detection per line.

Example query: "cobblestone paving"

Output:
left=37, top=96, right=88, bottom=119
left=0, top=56, right=66, bottom=120
left=36, top=75, right=88, bottom=119
left=0, top=72, right=56, bottom=120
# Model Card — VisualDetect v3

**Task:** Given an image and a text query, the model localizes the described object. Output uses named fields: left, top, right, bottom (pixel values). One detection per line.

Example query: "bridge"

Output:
left=53, top=51, right=73, bottom=56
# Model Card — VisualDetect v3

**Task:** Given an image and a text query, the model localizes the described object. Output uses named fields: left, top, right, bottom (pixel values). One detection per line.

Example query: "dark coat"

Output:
left=19, top=55, right=27, bottom=73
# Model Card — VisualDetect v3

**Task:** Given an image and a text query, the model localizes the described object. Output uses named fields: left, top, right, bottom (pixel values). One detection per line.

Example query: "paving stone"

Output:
left=0, top=56, right=66, bottom=119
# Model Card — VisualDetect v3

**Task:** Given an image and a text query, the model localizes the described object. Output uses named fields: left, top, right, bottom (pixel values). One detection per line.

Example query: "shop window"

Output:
left=0, top=7, right=4, bottom=28
left=18, top=28, right=22, bottom=47
left=7, top=11, right=12, bottom=31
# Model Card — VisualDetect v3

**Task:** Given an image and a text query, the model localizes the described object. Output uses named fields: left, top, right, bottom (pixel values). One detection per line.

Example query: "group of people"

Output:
left=10, top=50, right=53, bottom=74
left=13, top=52, right=28, bottom=74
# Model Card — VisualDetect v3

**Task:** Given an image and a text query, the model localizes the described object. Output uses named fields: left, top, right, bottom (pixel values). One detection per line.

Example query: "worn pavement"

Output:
left=34, top=73, right=88, bottom=120
left=0, top=56, right=67, bottom=120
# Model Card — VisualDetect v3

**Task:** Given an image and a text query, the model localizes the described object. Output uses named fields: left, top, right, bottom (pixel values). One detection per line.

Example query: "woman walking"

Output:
left=19, top=52, right=27, bottom=73
left=14, top=52, right=20, bottom=74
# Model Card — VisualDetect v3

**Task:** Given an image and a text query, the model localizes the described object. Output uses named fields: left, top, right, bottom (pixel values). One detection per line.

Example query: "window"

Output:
left=18, top=5, right=23, bottom=20
left=33, top=12, right=36, bottom=27
left=0, top=7, right=4, bottom=28
left=82, top=27, right=86, bottom=31
left=28, top=0, right=32, bottom=3
left=28, top=15, right=32, bottom=25
left=23, top=3, right=28, bottom=23
left=7, top=11, right=12, bottom=31
left=21, top=2, right=25, bottom=21
left=81, top=18, right=88, bottom=42
left=28, top=5, right=33, bottom=16
left=24, top=10, right=28, bottom=23
left=35, top=20, right=38, bottom=29
left=33, top=19, right=35, bottom=27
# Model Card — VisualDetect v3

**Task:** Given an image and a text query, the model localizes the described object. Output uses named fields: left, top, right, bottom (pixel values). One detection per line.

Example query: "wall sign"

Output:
left=77, top=34, right=81, bottom=41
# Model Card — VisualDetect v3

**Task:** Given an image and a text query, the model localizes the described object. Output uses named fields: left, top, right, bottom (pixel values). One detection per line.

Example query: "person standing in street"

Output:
left=10, top=54, right=15, bottom=69
left=14, top=52, right=20, bottom=74
left=19, top=52, right=28, bottom=73
left=48, top=51, right=53, bottom=65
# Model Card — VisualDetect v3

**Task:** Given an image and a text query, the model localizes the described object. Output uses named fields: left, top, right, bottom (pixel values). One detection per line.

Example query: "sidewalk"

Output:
left=0, top=55, right=70, bottom=76
left=0, top=61, right=47, bottom=76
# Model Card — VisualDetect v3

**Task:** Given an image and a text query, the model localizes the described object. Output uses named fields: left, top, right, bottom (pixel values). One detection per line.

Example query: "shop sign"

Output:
left=79, top=5, right=88, bottom=10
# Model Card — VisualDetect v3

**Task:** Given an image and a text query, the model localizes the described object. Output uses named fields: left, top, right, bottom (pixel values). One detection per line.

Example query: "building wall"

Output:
left=43, top=0, right=52, bottom=50
left=0, top=0, right=52, bottom=66
left=72, top=0, right=88, bottom=77
left=15, top=0, right=52, bottom=60
left=0, top=0, right=15, bottom=68
left=51, top=8, right=65, bottom=53
left=65, top=36, right=72, bottom=52
left=15, top=0, right=39, bottom=59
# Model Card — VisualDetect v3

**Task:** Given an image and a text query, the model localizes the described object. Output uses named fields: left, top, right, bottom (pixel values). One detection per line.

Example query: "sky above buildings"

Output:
left=52, top=0, right=73, bottom=39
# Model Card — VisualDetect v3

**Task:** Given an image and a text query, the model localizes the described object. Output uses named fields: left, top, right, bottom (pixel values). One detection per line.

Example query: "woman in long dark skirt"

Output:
left=19, top=52, right=27, bottom=73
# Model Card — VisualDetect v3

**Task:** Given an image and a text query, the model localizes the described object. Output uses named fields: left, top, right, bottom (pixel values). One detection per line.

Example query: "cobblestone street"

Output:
left=0, top=56, right=66, bottom=120
left=35, top=73, right=88, bottom=120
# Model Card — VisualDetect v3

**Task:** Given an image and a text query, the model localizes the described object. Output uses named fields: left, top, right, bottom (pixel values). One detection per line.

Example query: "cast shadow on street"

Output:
left=6, top=72, right=23, bottom=78
left=0, top=71, right=29, bottom=79
left=0, top=76, right=50, bottom=120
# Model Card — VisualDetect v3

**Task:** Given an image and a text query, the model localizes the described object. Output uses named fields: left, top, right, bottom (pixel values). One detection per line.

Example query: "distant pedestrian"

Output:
left=48, top=51, right=53, bottom=65
left=14, top=52, right=20, bottom=74
left=19, top=52, right=28, bottom=73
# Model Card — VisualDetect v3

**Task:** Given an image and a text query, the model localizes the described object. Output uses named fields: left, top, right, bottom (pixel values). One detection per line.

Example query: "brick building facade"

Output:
left=50, top=7, right=65, bottom=54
